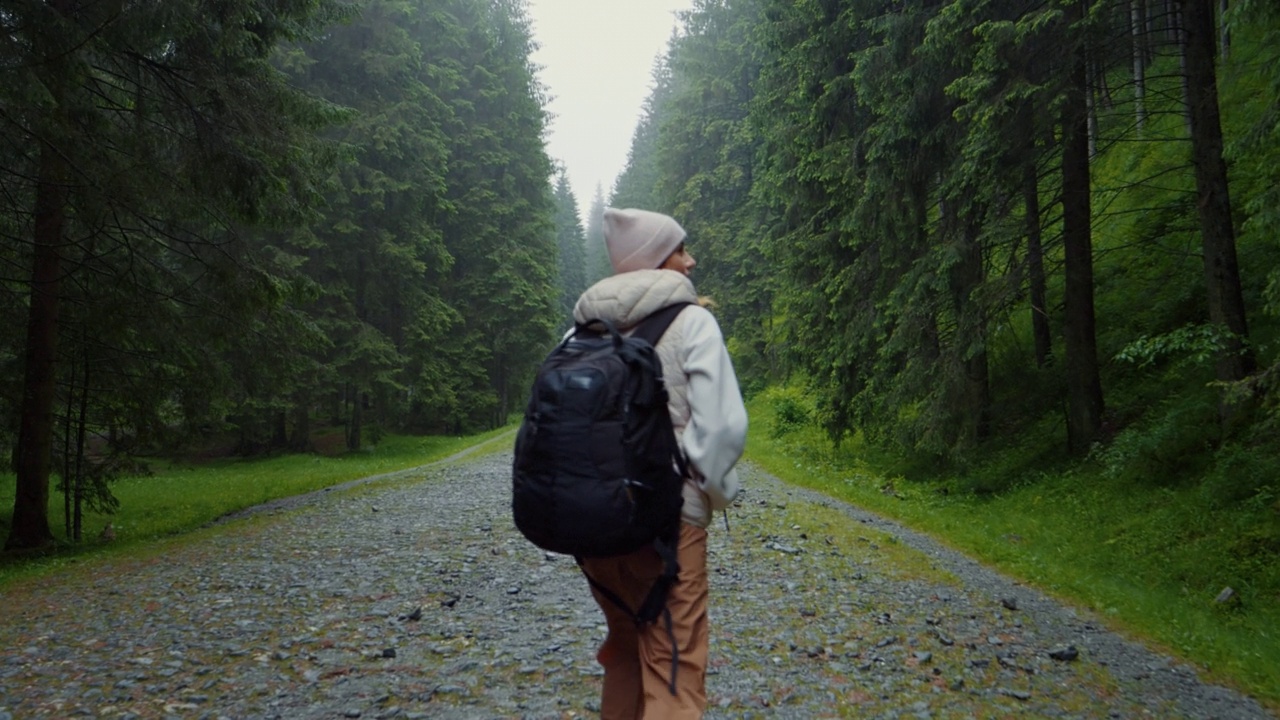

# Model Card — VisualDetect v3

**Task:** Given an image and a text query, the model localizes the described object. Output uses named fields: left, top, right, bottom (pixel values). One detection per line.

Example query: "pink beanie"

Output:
left=603, top=207, right=686, bottom=274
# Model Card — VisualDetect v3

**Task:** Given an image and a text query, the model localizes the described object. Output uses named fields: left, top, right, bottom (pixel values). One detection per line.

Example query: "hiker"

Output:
left=574, top=207, right=748, bottom=719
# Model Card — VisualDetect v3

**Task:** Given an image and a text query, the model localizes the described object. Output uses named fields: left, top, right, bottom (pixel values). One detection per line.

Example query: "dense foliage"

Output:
left=614, top=0, right=1279, bottom=469
left=0, top=0, right=575, bottom=549
left=3, top=0, right=1276, bottom=645
left=2, top=0, right=1277, bottom=700
left=609, top=0, right=1279, bottom=631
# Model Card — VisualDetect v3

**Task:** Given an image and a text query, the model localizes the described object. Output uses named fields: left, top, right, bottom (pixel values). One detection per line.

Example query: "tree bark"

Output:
left=289, top=400, right=312, bottom=452
left=1179, top=0, right=1253, bottom=382
left=1085, top=57, right=1098, bottom=157
left=1133, top=0, right=1147, bottom=133
left=74, top=354, right=89, bottom=543
left=1061, top=7, right=1105, bottom=455
left=1024, top=157, right=1051, bottom=367
left=7, top=141, right=66, bottom=551
left=347, top=390, right=362, bottom=451
left=952, top=218, right=990, bottom=445
left=1219, top=0, right=1229, bottom=60
left=272, top=410, right=288, bottom=449
left=1142, top=0, right=1154, bottom=66
left=63, top=371, right=74, bottom=539
left=1176, top=7, right=1195, bottom=137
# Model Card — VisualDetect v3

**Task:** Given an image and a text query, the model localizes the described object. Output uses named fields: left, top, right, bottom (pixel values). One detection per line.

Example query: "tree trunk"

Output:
left=289, top=400, right=312, bottom=452
left=272, top=410, right=287, bottom=449
left=7, top=142, right=66, bottom=551
left=1133, top=0, right=1147, bottom=133
left=1176, top=7, right=1195, bottom=137
left=952, top=218, right=990, bottom=445
left=347, top=392, right=362, bottom=451
left=74, top=354, right=89, bottom=543
left=1179, top=0, right=1253, bottom=382
left=1062, top=10, right=1105, bottom=455
left=62, top=372, right=74, bottom=539
left=1085, top=57, right=1098, bottom=157
left=1219, top=0, right=1229, bottom=60
left=495, top=353, right=509, bottom=427
left=1024, top=157, right=1051, bottom=367
left=1142, top=0, right=1154, bottom=66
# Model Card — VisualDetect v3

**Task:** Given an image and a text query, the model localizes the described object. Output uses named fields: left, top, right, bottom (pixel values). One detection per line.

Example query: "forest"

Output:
left=609, top=0, right=1280, bottom=696
left=1, top=0, right=1277, bottom=669
left=1, top=0, right=566, bottom=550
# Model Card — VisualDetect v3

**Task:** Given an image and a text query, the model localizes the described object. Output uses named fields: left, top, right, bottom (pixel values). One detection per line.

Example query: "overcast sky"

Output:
left=526, top=0, right=694, bottom=224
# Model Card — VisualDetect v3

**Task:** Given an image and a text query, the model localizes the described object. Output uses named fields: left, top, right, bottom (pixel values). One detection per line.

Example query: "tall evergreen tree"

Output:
left=1061, top=0, right=1105, bottom=453
left=584, top=184, right=611, bottom=282
left=286, top=0, right=455, bottom=448
left=611, top=53, right=676, bottom=213
left=552, top=168, right=588, bottom=321
left=433, top=0, right=558, bottom=429
left=1, top=0, right=346, bottom=550
left=654, top=0, right=773, bottom=382
left=1178, top=0, right=1254, bottom=384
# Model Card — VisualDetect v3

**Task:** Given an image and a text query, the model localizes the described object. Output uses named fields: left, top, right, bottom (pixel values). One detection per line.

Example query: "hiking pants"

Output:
left=581, top=523, right=710, bottom=720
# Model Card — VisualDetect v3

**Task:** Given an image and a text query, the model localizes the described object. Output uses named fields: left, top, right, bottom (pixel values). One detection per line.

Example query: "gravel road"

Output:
left=0, top=449, right=1274, bottom=719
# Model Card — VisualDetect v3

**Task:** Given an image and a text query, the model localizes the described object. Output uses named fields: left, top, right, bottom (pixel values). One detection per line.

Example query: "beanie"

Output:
left=602, top=207, right=687, bottom=274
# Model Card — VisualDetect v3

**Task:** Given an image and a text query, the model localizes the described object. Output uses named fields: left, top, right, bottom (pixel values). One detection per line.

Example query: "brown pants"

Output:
left=580, top=523, right=709, bottom=720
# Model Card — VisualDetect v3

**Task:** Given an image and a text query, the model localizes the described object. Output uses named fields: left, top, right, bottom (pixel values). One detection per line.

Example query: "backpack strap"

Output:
left=641, top=533, right=682, bottom=697
left=577, top=531, right=682, bottom=696
left=575, top=301, right=694, bottom=697
left=630, top=301, right=693, bottom=481
left=629, top=302, right=692, bottom=348
left=573, top=302, right=691, bottom=343
left=575, top=538, right=679, bottom=626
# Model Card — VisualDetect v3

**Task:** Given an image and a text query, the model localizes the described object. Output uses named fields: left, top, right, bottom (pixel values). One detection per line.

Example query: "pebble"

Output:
left=0, top=453, right=1271, bottom=719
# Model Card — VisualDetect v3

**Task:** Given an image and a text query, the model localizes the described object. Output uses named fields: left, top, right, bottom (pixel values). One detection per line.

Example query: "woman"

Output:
left=574, top=207, right=748, bottom=719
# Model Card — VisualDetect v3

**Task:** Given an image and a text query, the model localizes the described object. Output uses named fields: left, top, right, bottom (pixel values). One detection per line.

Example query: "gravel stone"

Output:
left=0, top=449, right=1274, bottom=719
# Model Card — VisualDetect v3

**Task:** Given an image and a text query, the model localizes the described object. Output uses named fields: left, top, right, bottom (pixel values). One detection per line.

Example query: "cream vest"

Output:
left=573, top=270, right=713, bottom=527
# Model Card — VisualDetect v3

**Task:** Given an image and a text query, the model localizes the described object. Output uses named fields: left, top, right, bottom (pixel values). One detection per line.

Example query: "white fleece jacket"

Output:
left=573, top=269, right=748, bottom=529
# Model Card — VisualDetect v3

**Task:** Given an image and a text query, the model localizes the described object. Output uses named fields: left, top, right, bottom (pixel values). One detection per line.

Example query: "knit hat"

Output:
left=602, top=207, right=687, bottom=274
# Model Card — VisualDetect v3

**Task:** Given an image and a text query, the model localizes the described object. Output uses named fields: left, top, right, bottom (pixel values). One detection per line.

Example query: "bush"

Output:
left=1091, top=392, right=1221, bottom=487
left=760, top=384, right=817, bottom=439
left=1200, top=443, right=1279, bottom=507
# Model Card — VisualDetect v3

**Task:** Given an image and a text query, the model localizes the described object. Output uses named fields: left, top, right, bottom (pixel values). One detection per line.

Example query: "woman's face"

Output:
left=659, top=243, right=696, bottom=276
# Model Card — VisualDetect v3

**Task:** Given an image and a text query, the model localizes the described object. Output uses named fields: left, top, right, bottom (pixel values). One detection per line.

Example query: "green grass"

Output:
left=5, top=396, right=1277, bottom=711
left=0, top=426, right=516, bottom=587
left=743, top=390, right=1280, bottom=711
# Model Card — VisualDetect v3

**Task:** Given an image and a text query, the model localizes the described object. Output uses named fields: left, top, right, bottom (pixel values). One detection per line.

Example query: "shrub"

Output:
left=760, top=384, right=817, bottom=439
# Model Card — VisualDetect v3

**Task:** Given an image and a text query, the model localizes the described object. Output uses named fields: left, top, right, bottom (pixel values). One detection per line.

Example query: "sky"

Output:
left=525, top=0, right=694, bottom=224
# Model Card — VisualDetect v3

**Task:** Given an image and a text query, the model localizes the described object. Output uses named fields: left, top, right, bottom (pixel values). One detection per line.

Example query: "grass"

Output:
left=0, top=425, right=516, bottom=588
left=4, top=394, right=1277, bottom=711
left=742, top=390, right=1280, bottom=712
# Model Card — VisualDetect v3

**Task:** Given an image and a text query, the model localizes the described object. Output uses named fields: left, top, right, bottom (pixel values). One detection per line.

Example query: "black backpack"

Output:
left=512, top=303, right=690, bottom=618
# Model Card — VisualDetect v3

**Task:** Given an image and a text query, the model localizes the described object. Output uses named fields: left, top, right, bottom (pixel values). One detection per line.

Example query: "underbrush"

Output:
left=0, top=426, right=515, bottom=586
left=744, top=384, right=1280, bottom=710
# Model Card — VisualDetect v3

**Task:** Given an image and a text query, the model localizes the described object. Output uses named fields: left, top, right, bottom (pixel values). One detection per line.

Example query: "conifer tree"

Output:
left=553, top=168, right=589, bottom=321
left=433, top=0, right=558, bottom=429
left=584, top=185, right=612, bottom=283
left=1, top=0, right=346, bottom=550
left=1178, top=0, right=1254, bottom=384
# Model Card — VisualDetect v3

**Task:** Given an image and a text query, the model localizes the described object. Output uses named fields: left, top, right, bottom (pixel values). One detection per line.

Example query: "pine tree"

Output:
left=552, top=168, right=589, bottom=322
left=2, top=0, right=346, bottom=550
left=584, top=185, right=612, bottom=282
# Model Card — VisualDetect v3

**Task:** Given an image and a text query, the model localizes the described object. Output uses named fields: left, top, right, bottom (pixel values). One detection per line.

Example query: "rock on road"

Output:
left=0, top=450, right=1273, bottom=719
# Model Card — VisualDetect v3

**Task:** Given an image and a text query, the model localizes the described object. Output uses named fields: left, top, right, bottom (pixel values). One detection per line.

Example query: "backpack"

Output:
left=512, top=302, right=689, bottom=591
left=512, top=302, right=689, bottom=556
left=511, top=301, right=693, bottom=696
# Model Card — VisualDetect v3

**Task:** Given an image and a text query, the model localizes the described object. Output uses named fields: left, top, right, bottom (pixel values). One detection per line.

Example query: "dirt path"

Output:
left=0, top=450, right=1272, bottom=719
